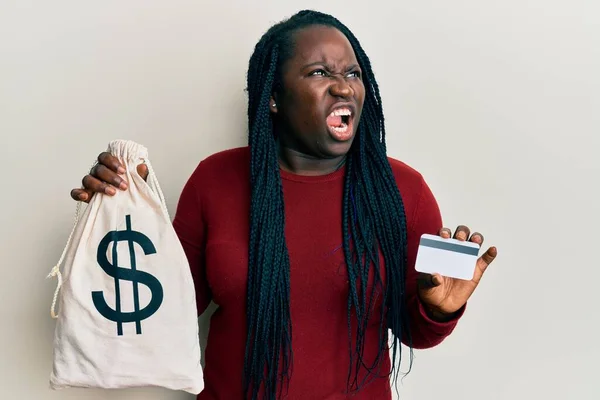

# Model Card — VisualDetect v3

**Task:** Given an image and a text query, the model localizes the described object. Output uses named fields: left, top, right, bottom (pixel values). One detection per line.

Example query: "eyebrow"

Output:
left=301, top=61, right=360, bottom=71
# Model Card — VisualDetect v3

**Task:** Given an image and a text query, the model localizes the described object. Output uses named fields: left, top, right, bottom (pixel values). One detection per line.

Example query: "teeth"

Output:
left=329, top=108, right=352, bottom=117
left=331, top=123, right=349, bottom=133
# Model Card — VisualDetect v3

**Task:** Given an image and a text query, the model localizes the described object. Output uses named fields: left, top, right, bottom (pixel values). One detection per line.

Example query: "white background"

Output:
left=1, top=1, right=598, bottom=399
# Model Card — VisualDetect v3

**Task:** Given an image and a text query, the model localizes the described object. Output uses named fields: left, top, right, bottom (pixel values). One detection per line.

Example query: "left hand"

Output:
left=417, top=225, right=498, bottom=318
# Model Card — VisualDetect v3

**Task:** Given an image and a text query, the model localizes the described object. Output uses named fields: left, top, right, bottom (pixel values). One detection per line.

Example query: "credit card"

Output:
left=415, top=233, right=480, bottom=280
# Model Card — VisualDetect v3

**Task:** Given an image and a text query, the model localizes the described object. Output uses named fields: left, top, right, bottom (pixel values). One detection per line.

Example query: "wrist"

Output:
left=424, top=306, right=457, bottom=322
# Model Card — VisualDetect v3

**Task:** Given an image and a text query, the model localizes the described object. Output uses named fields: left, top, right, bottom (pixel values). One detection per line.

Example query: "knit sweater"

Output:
left=172, top=146, right=464, bottom=399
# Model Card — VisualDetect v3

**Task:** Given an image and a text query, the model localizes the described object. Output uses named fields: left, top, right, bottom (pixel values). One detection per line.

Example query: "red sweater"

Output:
left=172, top=147, right=464, bottom=399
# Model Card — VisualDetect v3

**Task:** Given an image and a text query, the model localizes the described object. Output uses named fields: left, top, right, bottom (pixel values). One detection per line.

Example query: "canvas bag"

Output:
left=47, top=139, right=204, bottom=394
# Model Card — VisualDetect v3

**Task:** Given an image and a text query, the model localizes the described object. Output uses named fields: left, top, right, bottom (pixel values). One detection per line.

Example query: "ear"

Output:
left=269, top=95, right=278, bottom=114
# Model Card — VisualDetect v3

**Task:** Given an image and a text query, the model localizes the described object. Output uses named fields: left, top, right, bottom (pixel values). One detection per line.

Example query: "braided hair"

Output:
left=244, top=10, right=412, bottom=399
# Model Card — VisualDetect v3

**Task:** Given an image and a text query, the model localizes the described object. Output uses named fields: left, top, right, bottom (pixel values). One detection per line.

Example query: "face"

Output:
left=271, top=25, right=365, bottom=159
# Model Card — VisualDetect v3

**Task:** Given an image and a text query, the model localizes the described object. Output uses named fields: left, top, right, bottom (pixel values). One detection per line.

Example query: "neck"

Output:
left=278, top=146, right=347, bottom=176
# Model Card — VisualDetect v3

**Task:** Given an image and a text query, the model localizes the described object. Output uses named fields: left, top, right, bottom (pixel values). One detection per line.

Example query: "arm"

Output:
left=402, top=177, right=465, bottom=349
left=172, top=168, right=212, bottom=316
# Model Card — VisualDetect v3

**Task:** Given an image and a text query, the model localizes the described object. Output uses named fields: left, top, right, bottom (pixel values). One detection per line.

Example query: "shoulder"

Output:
left=195, top=146, right=250, bottom=173
left=180, top=146, right=250, bottom=207
left=188, top=146, right=250, bottom=184
left=386, top=156, right=442, bottom=231
left=387, top=156, right=426, bottom=196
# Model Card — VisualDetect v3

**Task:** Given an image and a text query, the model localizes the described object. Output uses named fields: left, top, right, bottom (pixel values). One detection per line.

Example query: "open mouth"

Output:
left=326, top=108, right=354, bottom=141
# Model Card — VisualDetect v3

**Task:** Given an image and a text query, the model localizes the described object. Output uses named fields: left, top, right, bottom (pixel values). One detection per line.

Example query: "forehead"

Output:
left=288, top=25, right=358, bottom=65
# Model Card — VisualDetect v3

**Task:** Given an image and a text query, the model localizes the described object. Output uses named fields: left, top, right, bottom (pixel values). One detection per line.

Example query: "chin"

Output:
left=318, top=135, right=355, bottom=158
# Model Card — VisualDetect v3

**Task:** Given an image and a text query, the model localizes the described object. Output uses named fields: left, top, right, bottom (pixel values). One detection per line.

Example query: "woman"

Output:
left=71, top=10, right=497, bottom=400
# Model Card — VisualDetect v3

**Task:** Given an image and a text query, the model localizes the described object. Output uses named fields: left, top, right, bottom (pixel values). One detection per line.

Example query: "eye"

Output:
left=346, top=70, right=361, bottom=79
left=309, top=69, right=328, bottom=77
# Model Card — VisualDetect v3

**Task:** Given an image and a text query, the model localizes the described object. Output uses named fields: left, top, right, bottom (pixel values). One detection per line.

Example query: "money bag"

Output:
left=47, top=140, right=204, bottom=394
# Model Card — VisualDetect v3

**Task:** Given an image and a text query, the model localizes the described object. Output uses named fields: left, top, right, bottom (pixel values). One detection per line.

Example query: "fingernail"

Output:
left=79, top=193, right=87, bottom=201
left=106, top=186, right=116, bottom=195
left=119, top=181, right=128, bottom=190
left=117, top=166, right=126, bottom=174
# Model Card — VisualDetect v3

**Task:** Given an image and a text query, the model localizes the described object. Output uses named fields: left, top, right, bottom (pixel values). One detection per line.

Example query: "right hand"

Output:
left=70, top=152, right=149, bottom=203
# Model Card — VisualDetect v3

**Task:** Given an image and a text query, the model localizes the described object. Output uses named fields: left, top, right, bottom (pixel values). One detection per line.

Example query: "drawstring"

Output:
left=143, top=158, right=170, bottom=221
left=47, top=185, right=86, bottom=318
left=47, top=160, right=96, bottom=318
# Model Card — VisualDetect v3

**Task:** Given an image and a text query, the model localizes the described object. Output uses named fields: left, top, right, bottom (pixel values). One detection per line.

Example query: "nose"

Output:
left=329, top=75, right=354, bottom=98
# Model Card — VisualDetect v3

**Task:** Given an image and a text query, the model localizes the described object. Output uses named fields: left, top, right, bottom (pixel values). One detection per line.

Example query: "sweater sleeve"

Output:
left=172, top=169, right=212, bottom=316
left=402, top=176, right=465, bottom=349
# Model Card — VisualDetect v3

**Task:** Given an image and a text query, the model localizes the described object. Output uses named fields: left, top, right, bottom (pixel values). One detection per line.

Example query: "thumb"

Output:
left=472, top=246, right=498, bottom=283
left=417, top=272, right=443, bottom=290
left=137, top=163, right=149, bottom=181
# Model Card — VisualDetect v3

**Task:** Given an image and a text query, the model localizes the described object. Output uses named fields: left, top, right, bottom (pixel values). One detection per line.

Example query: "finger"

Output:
left=431, top=273, right=443, bottom=287
left=472, top=246, right=498, bottom=283
left=98, top=152, right=126, bottom=174
left=70, top=188, right=93, bottom=203
left=454, top=225, right=470, bottom=241
left=136, top=163, right=149, bottom=181
left=82, top=174, right=117, bottom=196
left=469, top=232, right=484, bottom=246
left=417, top=272, right=443, bottom=289
left=92, top=164, right=128, bottom=191
left=481, top=246, right=497, bottom=266
left=439, top=227, right=452, bottom=239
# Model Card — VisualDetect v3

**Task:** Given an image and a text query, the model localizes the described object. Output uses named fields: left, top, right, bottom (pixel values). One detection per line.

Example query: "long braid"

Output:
left=244, top=10, right=412, bottom=399
left=246, top=43, right=293, bottom=400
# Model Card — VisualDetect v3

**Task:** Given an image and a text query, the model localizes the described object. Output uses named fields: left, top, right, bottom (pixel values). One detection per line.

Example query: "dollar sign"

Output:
left=92, top=214, right=163, bottom=336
